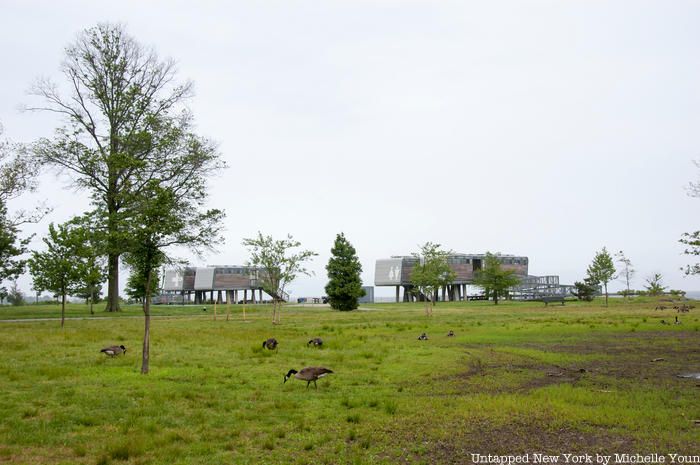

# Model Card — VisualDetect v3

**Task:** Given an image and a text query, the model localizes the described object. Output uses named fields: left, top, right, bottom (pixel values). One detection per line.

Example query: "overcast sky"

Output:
left=2, top=1, right=699, bottom=298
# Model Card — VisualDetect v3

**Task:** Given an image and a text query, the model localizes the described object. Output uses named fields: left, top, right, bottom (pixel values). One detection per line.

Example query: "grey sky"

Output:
left=2, top=1, right=699, bottom=298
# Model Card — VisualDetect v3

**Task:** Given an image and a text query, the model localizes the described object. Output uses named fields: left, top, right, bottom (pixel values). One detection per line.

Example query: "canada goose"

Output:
left=307, top=337, right=323, bottom=347
left=660, top=320, right=670, bottom=325
left=283, top=367, right=334, bottom=388
left=101, top=345, right=126, bottom=357
left=447, top=330, right=455, bottom=337
left=262, top=338, right=278, bottom=350
left=418, top=333, right=428, bottom=340
left=675, top=316, right=682, bottom=325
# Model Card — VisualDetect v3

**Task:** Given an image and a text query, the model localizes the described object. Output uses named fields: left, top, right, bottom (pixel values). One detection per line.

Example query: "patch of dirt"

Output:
left=454, top=331, right=700, bottom=392
left=387, top=331, right=700, bottom=465
left=425, top=419, right=638, bottom=464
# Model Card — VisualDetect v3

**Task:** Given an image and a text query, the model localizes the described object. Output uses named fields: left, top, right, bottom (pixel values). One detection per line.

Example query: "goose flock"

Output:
left=99, top=329, right=458, bottom=389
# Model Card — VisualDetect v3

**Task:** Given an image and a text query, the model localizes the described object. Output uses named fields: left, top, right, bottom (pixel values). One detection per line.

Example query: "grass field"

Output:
left=0, top=298, right=699, bottom=464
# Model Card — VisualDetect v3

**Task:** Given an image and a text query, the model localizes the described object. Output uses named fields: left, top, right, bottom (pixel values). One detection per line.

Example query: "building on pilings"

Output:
left=156, top=265, right=282, bottom=305
left=374, top=253, right=571, bottom=302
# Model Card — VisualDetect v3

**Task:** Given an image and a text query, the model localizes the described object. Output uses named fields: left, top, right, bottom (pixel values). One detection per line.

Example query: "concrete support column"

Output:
left=244, top=290, right=248, bottom=303
left=396, top=286, right=400, bottom=303
left=441, top=286, right=446, bottom=302
left=216, top=290, right=223, bottom=304
left=259, top=289, right=263, bottom=302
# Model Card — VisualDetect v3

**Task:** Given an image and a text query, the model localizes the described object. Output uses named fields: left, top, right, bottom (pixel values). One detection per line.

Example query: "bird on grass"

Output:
left=307, top=337, right=323, bottom=347
left=418, top=333, right=429, bottom=340
left=283, top=367, right=334, bottom=389
left=262, top=338, right=278, bottom=350
left=447, top=330, right=455, bottom=337
left=101, top=345, right=126, bottom=357
left=675, top=316, right=682, bottom=325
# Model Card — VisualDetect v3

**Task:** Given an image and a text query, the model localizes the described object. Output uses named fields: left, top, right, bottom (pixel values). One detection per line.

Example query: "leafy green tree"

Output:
left=6, top=281, right=25, bottom=306
left=472, top=252, right=521, bottom=305
left=0, top=122, right=49, bottom=225
left=571, top=277, right=598, bottom=301
left=325, top=233, right=365, bottom=311
left=243, top=232, right=317, bottom=324
left=679, top=231, right=700, bottom=275
left=28, top=223, right=85, bottom=327
left=125, top=267, right=161, bottom=303
left=68, top=216, right=106, bottom=315
left=0, top=123, right=49, bottom=296
left=30, top=24, right=224, bottom=312
left=586, top=247, right=617, bottom=306
left=644, top=273, right=667, bottom=296
left=680, top=161, right=700, bottom=275
left=615, top=250, right=635, bottom=300
left=122, top=180, right=224, bottom=374
left=410, top=242, right=455, bottom=316
left=0, top=201, right=30, bottom=297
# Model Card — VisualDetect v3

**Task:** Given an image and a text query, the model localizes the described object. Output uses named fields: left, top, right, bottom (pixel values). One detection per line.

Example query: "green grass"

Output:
left=0, top=297, right=698, bottom=464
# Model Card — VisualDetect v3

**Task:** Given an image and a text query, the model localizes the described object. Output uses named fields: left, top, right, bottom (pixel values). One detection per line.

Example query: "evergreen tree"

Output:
left=325, top=233, right=365, bottom=311
left=587, top=247, right=617, bottom=306
left=570, top=277, right=598, bottom=301
left=472, top=252, right=521, bottom=305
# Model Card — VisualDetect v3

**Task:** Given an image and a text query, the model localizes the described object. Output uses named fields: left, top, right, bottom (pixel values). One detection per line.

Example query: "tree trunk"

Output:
left=89, top=286, right=94, bottom=315
left=105, top=253, right=120, bottom=312
left=604, top=283, right=608, bottom=307
left=61, top=293, right=66, bottom=328
left=141, top=269, right=152, bottom=375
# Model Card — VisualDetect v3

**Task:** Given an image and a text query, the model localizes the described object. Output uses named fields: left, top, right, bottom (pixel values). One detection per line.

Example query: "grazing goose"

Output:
left=101, top=345, right=126, bottom=357
left=447, top=330, right=455, bottom=337
left=418, top=333, right=429, bottom=340
left=307, top=337, right=323, bottom=347
left=262, top=338, right=278, bottom=350
left=283, top=367, right=334, bottom=389
left=675, top=316, right=682, bottom=325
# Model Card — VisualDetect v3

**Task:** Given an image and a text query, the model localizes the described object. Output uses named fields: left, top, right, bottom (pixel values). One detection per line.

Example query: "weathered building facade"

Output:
left=374, top=253, right=569, bottom=302
left=159, top=266, right=267, bottom=304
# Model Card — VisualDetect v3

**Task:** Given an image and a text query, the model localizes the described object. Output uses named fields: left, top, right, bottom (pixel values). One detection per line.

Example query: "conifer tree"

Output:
left=325, top=233, right=365, bottom=311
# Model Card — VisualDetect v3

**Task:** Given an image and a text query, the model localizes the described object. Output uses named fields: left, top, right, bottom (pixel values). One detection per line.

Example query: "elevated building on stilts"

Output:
left=375, top=254, right=572, bottom=302
left=157, top=265, right=281, bottom=305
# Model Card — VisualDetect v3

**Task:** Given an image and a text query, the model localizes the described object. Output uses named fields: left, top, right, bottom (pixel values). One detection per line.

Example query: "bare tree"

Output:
left=615, top=250, right=635, bottom=299
left=29, top=24, right=223, bottom=311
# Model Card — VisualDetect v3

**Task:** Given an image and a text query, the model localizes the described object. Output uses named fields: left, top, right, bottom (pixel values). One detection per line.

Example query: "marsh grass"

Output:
left=0, top=297, right=698, bottom=463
